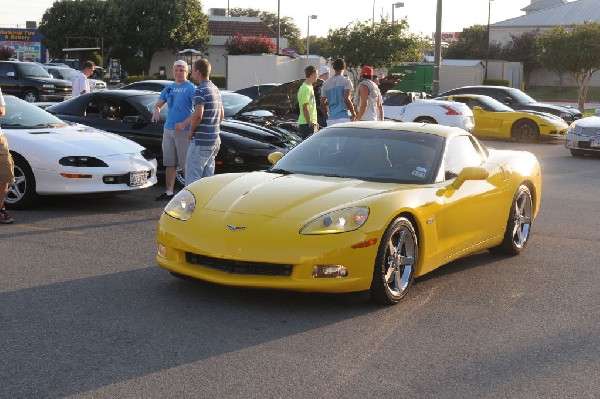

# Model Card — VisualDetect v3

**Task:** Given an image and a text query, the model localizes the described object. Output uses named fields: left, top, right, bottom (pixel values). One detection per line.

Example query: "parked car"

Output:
left=1, top=95, right=157, bottom=209
left=438, top=94, right=568, bottom=142
left=384, top=92, right=475, bottom=132
left=565, top=108, right=600, bottom=156
left=42, top=65, right=107, bottom=92
left=47, top=58, right=80, bottom=70
left=234, top=83, right=280, bottom=100
left=156, top=121, right=541, bottom=305
left=0, top=60, right=72, bottom=102
left=437, top=85, right=582, bottom=124
left=119, top=79, right=298, bottom=134
left=45, top=90, right=300, bottom=179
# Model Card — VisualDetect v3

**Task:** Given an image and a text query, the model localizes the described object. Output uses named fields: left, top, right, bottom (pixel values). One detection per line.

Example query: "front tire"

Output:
left=490, top=185, right=532, bottom=255
left=4, top=153, right=38, bottom=209
left=511, top=119, right=540, bottom=143
left=23, top=89, right=39, bottom=103
left=370, top=217, right=418, bottom=305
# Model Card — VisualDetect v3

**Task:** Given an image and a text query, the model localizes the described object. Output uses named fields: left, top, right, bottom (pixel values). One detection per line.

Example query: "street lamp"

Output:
left=307, top=15, right=317, bottom=58
left=392, top=2, right=404, bottom=25
left=485, top=0, right=493, bottom=80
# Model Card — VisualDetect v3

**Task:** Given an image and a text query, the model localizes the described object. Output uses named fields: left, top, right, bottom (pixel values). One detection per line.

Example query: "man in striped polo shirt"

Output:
left=175, top=59, right=224, bottom=186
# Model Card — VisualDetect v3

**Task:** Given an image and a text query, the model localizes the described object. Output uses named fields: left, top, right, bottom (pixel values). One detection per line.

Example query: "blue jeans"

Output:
left=185, top=137, right=221, bottom=186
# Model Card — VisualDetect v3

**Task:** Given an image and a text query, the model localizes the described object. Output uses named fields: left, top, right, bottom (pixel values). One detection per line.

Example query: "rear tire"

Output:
left=413, top=117, right=437, bottom=124
left=511, top=119, right=540, bottom=143
left=370, top=217, right=418, bottom=305
left=4, top=153, right=38, bottom=210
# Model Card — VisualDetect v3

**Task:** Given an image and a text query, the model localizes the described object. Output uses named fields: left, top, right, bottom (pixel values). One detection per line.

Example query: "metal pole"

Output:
left=307, top=16, right=310, bottom=57
left=432, top=0, right=442, bottom=96
left=373, top=0, right=376, bottom=27
left=392, top=5, right=395, bottom=25
left=485, top=0, right=492, bottom=80
left=276, top=0, right=280, bottom=54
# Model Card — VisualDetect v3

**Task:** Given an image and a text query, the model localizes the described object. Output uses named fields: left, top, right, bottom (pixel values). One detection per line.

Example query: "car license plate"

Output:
left=591, top=139, right=600, bottom=148
left=129, top=171, right=148, bottom=186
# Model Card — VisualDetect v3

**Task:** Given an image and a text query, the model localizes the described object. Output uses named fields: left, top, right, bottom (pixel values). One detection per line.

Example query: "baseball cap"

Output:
left=318, top=65, right=330, bottom=77
left=361, top=66, right=374, bottom=77
left=173, top=60, right=188, bottom=70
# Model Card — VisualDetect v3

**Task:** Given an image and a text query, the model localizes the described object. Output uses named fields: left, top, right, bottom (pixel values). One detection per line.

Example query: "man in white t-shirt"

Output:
left=71, top=61, right=95, bottom=98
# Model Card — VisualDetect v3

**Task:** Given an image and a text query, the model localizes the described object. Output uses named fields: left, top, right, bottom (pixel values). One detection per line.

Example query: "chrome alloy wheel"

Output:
left=511, top=188, right=532, bottom=250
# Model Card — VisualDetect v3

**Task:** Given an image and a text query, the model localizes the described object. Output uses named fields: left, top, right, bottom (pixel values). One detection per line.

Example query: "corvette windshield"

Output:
left=271, top=126, right=444, bottom=184
left=508, top=88, right=537, bottom=104
left=1, top=96, right=68, bottom=129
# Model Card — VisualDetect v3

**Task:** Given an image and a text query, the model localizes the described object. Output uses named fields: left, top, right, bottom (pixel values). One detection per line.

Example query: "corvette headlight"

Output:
left=164, top=189, right=196, bottom=221
left=300, top=207, right=369, bottom=235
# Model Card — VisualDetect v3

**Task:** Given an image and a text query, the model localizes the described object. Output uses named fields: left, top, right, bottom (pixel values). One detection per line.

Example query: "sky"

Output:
left=1, top=0, right=538, bottom=38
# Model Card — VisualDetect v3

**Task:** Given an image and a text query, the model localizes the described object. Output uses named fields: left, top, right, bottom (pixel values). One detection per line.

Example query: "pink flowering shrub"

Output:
left=226, top=33, right=276, bottom=55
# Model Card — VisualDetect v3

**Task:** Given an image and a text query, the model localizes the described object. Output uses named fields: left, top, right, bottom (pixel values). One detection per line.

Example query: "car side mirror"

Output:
left=451, top=166, right=489, bottom=190
left=267, top=152, right=284, bottom=165
left=123, top=115, right=146, bottom=124
left=503, top=96, right=513, bottom=105
left=472, top=106, right=483, bottom=113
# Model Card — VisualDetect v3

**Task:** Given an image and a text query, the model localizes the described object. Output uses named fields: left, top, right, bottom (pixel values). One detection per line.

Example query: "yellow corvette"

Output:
left=156, top=122, right=542, bottom=305
left=442, top=94, right=568, bottom=142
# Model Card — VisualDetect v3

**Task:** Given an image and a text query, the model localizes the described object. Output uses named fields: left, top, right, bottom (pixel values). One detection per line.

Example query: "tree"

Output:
left=537, top=23, right=600, bottom=111
left=39, top=0, right=109, bottom=58
left=229, top=8, right=301, bottom=51
left=501, top=30, right=542, bottom=87
left=444, top=25, right=502, bottom=60
left=0, top=46, right=15, bottom=60
left=322, top=19, right=428, bottom=86
left=108, top=0, right=210, bottom=63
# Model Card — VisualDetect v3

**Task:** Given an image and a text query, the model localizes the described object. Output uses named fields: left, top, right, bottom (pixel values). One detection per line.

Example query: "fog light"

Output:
left=157, top=243, right=167, bottom=257
left=312, top=265, right=348, bottom=278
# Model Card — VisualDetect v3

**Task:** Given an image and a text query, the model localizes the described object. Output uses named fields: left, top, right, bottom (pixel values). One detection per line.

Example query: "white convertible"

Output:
left=383, top=91, right=475, bottom=132
left=1, top=95, right=157, bottom=209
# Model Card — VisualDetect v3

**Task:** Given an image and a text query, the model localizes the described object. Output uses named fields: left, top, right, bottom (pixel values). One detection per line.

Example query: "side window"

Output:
left=100, top=100, right=121, bottom=120
left=443, top=135, right=484, bottom=179
left=119, top=100, right=140, bottom=118
left=85, top=97, right=102, bottom=118
left=0, top=63, right=15, bottom=77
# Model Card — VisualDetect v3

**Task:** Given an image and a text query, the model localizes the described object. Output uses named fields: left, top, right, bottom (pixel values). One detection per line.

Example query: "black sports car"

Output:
left=45, top=90, right=300, bottom=177
left=437, top=85, right=582, bottom=124
left=119, top=80, right=299, bottom=134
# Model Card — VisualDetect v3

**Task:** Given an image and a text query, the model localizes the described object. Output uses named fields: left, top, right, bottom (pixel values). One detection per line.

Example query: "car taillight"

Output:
left=441, top=105, right=461, bottom=115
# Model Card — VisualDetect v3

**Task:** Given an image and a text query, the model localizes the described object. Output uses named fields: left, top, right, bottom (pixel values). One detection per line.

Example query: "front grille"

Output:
left=577, top=141, right=591, bottom=149
left=186, top=252, right=293, bottom=276
left=579, top=127, right=600, bottom=137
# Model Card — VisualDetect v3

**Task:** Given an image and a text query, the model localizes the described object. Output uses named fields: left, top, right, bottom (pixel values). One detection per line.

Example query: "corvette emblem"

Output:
left=226, top=224, right=246, bottom=231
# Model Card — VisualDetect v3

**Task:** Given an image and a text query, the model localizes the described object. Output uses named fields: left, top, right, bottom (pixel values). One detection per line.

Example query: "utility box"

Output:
left=388, top=63, right=434, bottom=94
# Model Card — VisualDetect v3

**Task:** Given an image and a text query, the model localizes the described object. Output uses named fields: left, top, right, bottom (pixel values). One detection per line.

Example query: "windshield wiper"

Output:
left=269, top=168, right=292, bottom=175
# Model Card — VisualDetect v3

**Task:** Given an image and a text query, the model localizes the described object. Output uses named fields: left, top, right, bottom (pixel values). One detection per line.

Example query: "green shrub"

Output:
left=484, top=79, right=511, bottom=87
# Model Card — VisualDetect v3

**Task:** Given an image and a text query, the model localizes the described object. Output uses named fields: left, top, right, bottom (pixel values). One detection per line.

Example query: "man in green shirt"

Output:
left=297, top=65, right=318, bottom=139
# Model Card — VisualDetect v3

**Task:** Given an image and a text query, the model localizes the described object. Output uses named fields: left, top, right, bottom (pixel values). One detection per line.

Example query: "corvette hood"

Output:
left=200, top=172, right=397, bottom=219
left=7, top=124, right=143, bottom=156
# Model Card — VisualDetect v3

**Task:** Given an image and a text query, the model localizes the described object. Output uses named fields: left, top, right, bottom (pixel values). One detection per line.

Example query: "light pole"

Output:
left=432, top=0, right=442, bottom=96
left=392, top=2, right=404, bottom=25
left=307, top=15, right=317, bottom=58
left=485, top=0, right=493, bottom=80
left=276, top=0, right=280, bottom=54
